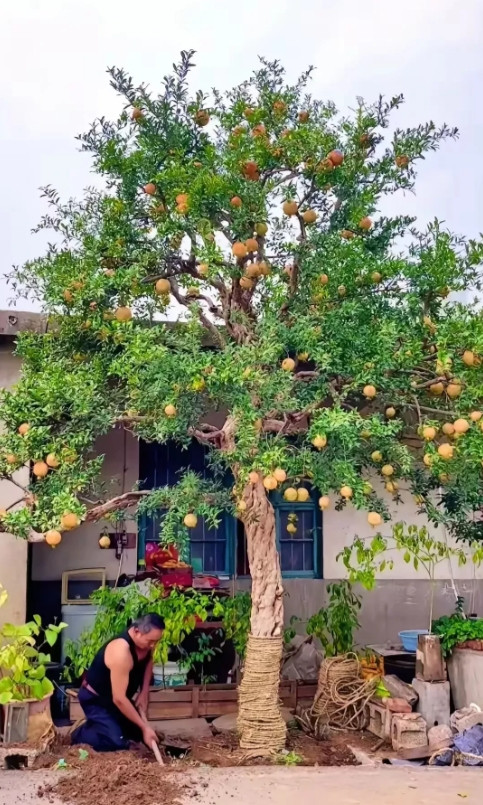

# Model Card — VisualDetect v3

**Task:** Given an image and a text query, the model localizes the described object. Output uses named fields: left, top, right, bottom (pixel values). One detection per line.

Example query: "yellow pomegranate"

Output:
left=282, top=358, right=296, bottom=372
left=302, top=209, right=317, bottom=224
left=284, top=488, right=298, bottom=502
left=255, top=222, right=268, bottom=237
left=442, top=422, right=455, bottom=436
left=438, top=443, right=454, bottom=460
left=45, top=530, right=62, bottom=548
left=470, top=411, right=482, bottom=422
left=114, top=307, right=132, bottom=322
left=33, top=461, right=49, bottom=478
left=263, top=475, right=278, bottom=491
left=363, top=385, right=377, bottom=399
left=245, top=238, right=259, bottom=252
left=184, top=513, right=198, bottom=528
left=99, top=535, right=111, bottom=549
left=385, top=407, right=396, bottom=419
left=367, top=512, right=382, bottom=527
left=462, top=350, right=475, bottom=366
left=297, top=488, right=310, bottom=502
left=46, top=453, right=60, bottom=468
left=155, top=278, right=171, bottom=295
left=312, top=435, right=327, bottom=450
left=282, top=200, right=299, bottom=216
left=371, top=451, right=382, bottom=462
left=18, top=423, right=30, bottom=436
left=340, top=486, right=353, bottom=499
left=239, top=277, right=254, bottom=290
left=446, top=382, right=462, bottom=399
left=61, top=512, right=80, bottom=531
left=318, top=495, right=331, bottom=510
left=429, top=382, right=445, bottom=396
left=232, top=242, right=248, bottom=259
left=245, top=263, right=261, bottom=278
left=453, top=418, right=469, bottom=434
left=422, top=426, right=437, bottom=441
left=164, top=404, right=177, bottom=417
left=381, top=464, right=394, bottom=477
left=248, top=471, right=260, bottom=485
left=273, top=468, right=287, bottom=483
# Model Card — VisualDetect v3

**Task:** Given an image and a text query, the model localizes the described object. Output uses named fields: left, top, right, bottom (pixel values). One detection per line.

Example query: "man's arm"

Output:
left=136, top=656, right=153, bottom=715
left=106, top=642, right=157, bottom=745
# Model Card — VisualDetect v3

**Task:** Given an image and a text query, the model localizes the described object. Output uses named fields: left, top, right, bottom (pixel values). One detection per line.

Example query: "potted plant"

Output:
left=0, top=585, right=66, bottom=742
left=432, top=606, right=483, bottom=709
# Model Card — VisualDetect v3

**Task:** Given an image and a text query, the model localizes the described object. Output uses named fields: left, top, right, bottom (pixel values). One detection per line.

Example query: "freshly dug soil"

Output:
left=37, top=752, right=189, bottom=805
left=187, top=728, right=378, bottom=767
left=32, top=726, right=381, bottom=805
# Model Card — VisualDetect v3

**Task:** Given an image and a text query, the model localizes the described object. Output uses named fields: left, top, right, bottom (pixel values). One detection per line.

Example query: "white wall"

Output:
left=0, top=343, right=28, bottom=625
left=323, top=476, right=483, bottom=581
left=31, top=429, right=139, bottom=582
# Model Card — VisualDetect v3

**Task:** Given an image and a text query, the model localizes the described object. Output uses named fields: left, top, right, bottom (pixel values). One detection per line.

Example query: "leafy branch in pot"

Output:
left=338, top=523, right=483, bottom=631
left=306, top=581, right=361, bottom=657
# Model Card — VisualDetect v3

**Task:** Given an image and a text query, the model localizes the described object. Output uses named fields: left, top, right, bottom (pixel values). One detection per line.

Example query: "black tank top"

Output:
left=86, top=630, right=151, bottom=702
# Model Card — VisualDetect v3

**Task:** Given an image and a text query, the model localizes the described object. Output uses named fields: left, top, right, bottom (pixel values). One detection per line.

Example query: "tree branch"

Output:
left=84, top=490, right=151, bottom=522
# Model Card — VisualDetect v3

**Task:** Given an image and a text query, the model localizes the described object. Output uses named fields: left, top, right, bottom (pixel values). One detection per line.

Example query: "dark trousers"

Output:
left=71, top=686, right=143, bottom=752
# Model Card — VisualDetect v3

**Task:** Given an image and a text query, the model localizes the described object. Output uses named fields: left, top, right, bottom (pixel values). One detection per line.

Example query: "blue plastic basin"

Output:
left=398, top=629, right=429, bottom=652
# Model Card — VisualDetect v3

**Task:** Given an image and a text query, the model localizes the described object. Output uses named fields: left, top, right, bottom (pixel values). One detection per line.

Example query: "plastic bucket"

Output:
left=399, top=629, right=429, bottom=652
left=152, top=662, right=187, bottom=688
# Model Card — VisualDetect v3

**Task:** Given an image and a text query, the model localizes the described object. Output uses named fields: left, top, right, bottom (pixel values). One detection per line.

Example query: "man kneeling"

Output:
left=71, top=613, right=164, bottom=752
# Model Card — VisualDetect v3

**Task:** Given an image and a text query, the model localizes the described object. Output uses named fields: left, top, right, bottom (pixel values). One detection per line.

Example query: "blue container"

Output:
left=398, top=629, right=429, bottom=652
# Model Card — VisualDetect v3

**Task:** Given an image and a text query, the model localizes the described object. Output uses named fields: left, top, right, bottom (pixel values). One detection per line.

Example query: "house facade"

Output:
left=2, top=311, right=483, bottom=642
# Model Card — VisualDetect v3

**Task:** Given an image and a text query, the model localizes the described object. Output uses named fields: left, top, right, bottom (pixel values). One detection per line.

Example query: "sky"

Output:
left=1, top=0, right=482, bottom=312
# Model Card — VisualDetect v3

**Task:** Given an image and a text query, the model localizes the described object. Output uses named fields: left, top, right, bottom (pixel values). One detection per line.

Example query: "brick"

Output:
left=385, top=697, right=412, bottom=714
left=0, top=747, right=40, bottom=769
left=391, top=713, right=427, bottom=752
left=450, top=707, right=483, bottom=734
left=428, top=724, right=453, bottom=748
left=412, top=677, right=450, bottom=728
left=367, top=701, right=388, bottom=739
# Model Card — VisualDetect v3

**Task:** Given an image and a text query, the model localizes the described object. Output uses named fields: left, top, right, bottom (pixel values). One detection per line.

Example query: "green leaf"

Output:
left=45, top=629, right=58, bottom=647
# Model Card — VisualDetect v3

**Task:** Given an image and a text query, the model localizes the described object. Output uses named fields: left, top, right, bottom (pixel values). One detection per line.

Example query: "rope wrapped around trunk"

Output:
left=237, top=634, right=286, bottom=755
left=297, top=653, right=374, bottom=737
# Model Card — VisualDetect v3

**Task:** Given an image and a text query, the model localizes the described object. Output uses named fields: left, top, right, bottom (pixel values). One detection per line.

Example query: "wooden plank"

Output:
left=200, top=690, right=238, bottom=702
left=415, top=635, right=446, bottom=682
left=149, top=690, right=193, bottom=703
left=148, top=702, right=193, bottom=719
left=68, top=679, right=319, bottom=723
left=198, top=701, right=238, bottom=717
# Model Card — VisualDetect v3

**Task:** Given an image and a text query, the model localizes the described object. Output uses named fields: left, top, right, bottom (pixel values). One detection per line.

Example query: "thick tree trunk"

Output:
left=237, top=480, right=286, bottom=754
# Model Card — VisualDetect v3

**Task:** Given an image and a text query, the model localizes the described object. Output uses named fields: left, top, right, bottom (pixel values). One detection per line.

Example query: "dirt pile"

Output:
left=37, top=752, right=190, bottom=805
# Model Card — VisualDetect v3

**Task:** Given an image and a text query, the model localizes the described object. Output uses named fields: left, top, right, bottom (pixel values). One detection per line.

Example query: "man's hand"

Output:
left=142, top=724, right=158, bottom=748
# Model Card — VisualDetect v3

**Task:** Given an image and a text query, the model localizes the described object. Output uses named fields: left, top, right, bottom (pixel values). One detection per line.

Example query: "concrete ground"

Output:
left=1, top=766, right=482, bottom=805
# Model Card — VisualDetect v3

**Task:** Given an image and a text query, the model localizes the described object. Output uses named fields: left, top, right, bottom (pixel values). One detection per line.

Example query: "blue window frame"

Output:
left=138, top=440, right=321, bottom=578
left=236, top=493, right=322, bottom=579
left=276, top=502, right=321, bottom=578
left=138, top=439, right=234, bottom=575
